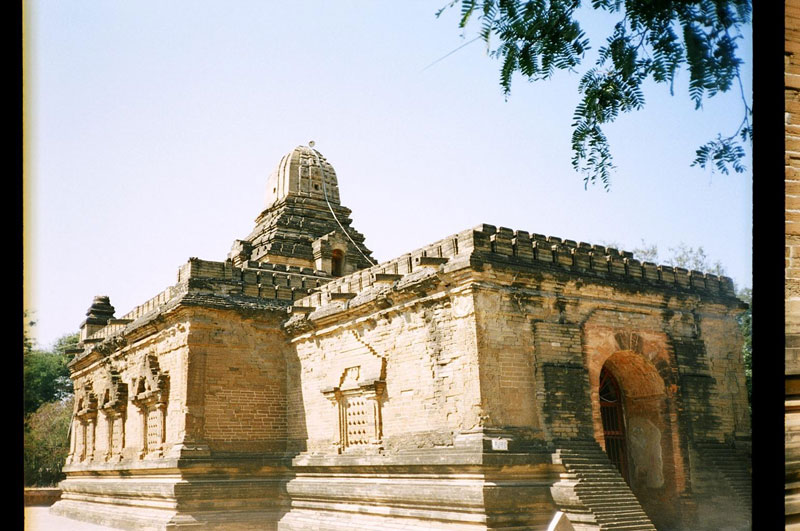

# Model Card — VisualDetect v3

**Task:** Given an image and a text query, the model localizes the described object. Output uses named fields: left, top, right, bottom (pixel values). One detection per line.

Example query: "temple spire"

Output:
left=230, top=144, right=373, bottom=276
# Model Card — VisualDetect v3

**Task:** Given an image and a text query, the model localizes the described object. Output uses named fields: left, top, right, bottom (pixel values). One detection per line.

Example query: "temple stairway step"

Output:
left=550, top=441, right=657, bottom=531
left=694, top=443, right=751, bottom=508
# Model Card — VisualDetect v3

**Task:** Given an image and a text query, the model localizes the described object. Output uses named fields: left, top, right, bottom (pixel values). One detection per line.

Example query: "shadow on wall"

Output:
left=286, top=346, right=308, bottom=456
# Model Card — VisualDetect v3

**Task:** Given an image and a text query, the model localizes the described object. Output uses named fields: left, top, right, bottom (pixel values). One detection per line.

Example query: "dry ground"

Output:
left=24, top=507, right=115, bottom=531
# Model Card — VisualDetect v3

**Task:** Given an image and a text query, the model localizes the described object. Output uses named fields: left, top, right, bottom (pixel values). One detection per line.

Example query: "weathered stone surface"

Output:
left=52, top=144, right=750, bottom=530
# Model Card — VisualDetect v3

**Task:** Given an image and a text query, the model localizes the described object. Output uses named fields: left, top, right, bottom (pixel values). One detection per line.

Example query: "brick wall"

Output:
left=788, top=1, right=800, bottom=525
left=187, top=307, right=289, bottom=454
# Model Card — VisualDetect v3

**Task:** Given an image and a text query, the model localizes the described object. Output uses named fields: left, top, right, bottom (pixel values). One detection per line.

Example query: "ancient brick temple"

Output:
left=52, top=144, right=751, bottom=530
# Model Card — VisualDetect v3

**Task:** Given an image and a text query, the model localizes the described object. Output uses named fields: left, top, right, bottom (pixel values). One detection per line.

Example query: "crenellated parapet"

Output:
left=288, top=223, right=741, bottom=327
left=75, top=222, right=739, bottom=358
left=292, top=227, right=471, bottom=311
left=178, top=257, right=331, bottom=300
left=70, top=258, right=335, bottom=366
left=466, top=224, right=737, bottom=297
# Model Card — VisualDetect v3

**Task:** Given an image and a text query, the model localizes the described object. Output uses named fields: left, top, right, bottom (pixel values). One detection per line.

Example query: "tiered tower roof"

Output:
left=229, top=143, right=374, bottom=273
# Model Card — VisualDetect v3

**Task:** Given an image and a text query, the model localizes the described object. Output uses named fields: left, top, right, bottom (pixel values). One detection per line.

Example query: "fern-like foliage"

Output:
left=439, top=0, right=752, bottom=188
left=692, top=135, right=747, bottom=175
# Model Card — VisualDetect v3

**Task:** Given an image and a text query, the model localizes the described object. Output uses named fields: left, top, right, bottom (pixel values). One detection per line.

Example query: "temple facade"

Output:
left=52, top=144, right=751, bottom=530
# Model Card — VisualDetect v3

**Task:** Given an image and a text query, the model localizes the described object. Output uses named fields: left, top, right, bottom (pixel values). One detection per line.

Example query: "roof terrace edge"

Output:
left=283, top=223, right=744, bottom=333
left=68, top=257, right=333, bottom=372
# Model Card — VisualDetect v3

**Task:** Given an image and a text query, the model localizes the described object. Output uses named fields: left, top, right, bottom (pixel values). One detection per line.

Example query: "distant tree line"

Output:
left=23, top=315, right=78, bottom=487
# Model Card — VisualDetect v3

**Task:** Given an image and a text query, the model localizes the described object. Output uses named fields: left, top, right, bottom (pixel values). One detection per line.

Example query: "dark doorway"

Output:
left=599, top=366, right=629, bottom=483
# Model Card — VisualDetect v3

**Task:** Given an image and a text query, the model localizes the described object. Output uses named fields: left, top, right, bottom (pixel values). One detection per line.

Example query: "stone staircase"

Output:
left=694, top=442, right=752, bottom=510
left=550, top=440, right=656, bottom=531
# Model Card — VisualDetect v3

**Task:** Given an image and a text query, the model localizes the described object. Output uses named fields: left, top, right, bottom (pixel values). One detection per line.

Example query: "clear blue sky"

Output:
left=24, top=1, right=753, bottom=349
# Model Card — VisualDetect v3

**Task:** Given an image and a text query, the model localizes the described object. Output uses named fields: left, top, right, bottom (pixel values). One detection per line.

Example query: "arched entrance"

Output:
left=584, top=321, right=688, bottom=529
left=596, top=353, right=667, bottom=491
left=592, top=350, right=686, bottom=529
left=599, top=367, right=629, bottom=483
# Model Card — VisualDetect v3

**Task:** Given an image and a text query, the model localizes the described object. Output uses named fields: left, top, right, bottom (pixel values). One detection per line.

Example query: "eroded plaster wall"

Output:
left=472, top=286, right=541, bottom=434
left=288, top=288, right=482, bottom=454
left=697, top=311, right=751, bottom=441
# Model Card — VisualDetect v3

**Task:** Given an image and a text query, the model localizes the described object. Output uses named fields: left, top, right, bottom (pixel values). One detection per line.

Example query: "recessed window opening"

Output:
left=332, top=249, right=344, bottom=277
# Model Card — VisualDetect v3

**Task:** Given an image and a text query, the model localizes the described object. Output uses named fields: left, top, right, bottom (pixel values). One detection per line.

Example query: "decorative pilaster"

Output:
left=130, top=355, right=169, bottom=459
left=98, top=367, right=128, bottom=462
left=70, top=385, right=98, bottom=463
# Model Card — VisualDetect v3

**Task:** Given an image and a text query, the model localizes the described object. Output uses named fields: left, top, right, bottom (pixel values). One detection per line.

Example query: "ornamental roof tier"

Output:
left=228, top=144, right=374, bottom=274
